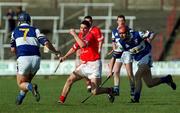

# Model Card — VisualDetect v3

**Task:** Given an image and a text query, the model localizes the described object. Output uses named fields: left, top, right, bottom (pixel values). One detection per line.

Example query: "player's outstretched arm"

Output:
left=59, top=48, right=76, bottom=62
left=44, top=41, right=61, bottom=56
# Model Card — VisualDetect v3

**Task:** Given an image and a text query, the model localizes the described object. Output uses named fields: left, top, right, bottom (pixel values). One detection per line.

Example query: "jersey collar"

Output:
left=19, top=23, right=30, bottom=26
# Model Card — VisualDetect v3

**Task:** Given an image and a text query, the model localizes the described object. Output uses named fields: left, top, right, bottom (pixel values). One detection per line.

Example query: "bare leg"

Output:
left=142, top=64, right=163, bottom=87
left=125, top=62, right=134, bottom=85
left=90, top=77, right=115, bottom=103
left=16, top=74, right=35, bottom=105
left=59, top=72, right=82, bottom=103
left=17, top=73, right=35, bottom=91
left=113, top=62, right=122, bottom=95
left=142, top=64, right=176, bottom=90
left=84, top=78, right=91, bottom=92
left=108, top=57, right=116, bottom=74
left=132, top=64, right=145, bottom=102
left=17, top=74, right=30, bottom=91
left=90, top=78, right=109, bottom=95
left=132, top=64, right=176, bottom=103
left=124, top=62, right=135, bottom=98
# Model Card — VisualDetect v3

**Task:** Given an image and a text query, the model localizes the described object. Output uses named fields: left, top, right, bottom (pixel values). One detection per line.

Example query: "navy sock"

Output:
left=27, top=83, right=33, bottom=92
left=130, top=87, right=135, bottom=96
left=18, top=93, right=25, bottom=99
left=134, top=92, right=140, bottom=101
left=114, top=85, right=119, bottom=89
left=160, top=76, right=168, bottom=83
left=113, top=86, right=120, bottom=95
left=17, top=91, right=26, bottom=101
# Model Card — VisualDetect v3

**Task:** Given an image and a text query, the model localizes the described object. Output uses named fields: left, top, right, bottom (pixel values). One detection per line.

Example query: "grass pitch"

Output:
left=0, top=75, right=179, bottom=113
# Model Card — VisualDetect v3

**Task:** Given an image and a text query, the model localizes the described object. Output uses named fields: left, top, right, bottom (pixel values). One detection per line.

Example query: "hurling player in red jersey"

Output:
left=83, top=15, right=104, bottom=92
left=84, top=15, right=104, bottom=54
left=58, top=20, right=115, bottom=104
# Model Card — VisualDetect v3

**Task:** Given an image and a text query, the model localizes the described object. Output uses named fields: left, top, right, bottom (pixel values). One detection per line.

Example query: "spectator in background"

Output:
left=6, top=8, right=16, bottom=32
left=16, top=6, right=25, bottom=17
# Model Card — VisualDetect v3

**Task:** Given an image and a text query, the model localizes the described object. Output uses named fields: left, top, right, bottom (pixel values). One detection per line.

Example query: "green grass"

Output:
left=0, top=75, right=179, bottom=113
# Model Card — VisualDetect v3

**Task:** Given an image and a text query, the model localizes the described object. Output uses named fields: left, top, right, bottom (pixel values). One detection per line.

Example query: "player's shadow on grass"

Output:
left=124, top=100, right=173, bottom=106
left=80, top=103, right=97, bottom=106
left=152, top=103, right=172, bottom=105
left=54, top=101, right=97, bottom=106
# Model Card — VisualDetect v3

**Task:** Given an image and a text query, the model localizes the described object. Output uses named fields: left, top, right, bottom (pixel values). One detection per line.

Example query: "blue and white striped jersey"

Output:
left=10, top=23, right=48, bottom=58
left=112, top=28, right=153, bottom=61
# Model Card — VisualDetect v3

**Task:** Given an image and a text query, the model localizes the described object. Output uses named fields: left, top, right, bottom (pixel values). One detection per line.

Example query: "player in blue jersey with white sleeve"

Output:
left=10, top=12, right=60, bottom=105
left=110, top=25, right=176, bottom=103
left=108, top=15, right=135, bottom=100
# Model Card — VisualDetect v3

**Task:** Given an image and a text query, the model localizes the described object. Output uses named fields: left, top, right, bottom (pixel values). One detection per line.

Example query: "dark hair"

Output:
left=84, top=15, right=92, bottom=21
left=117, top=15, right=126, bottom=21
left=81, top=20, right=91, bottom=28
left=18, top=12, right=31, bottom=24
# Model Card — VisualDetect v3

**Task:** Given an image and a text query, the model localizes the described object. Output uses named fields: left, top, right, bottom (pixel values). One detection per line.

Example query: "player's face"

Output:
left=120, top=32, right=131, bottom=42
left=119, top=27, right=130, bottom=41
left=80, top=24, right=89, bottom=34
left=119, top=32, right=126, bottom=39
left=117, top=18, right=125, bottom=27
left=119, top=31, right=128, bottom=40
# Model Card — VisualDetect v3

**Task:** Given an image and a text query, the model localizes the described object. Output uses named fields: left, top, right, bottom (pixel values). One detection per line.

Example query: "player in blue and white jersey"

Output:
left=114, top=25, right=176, bottom=103
left=108, top=15, right=135, bottom=101
left=10, top=12, right=60, bottom=105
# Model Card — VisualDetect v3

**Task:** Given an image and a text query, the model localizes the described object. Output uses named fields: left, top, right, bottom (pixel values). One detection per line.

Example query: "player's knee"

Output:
left=17, top=79, right=26, bottom=87
left=146, top=82, right=154, bottom=88
left=146, top=84, right=153, bottom=88
left=114, top=71, right=120, bottom=76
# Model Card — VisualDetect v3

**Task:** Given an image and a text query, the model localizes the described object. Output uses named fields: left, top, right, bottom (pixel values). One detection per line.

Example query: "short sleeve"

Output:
left=35, top=29, right=49, bottom=45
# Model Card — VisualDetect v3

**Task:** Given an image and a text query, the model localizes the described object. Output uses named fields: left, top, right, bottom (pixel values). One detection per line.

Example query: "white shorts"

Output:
left=75, top=59, right=102, bottom=79
left=137, top=53, right=153, bottom=67
left=17, top=55, right=40, bottom=75
left=116, top=51, right=133, bottom=64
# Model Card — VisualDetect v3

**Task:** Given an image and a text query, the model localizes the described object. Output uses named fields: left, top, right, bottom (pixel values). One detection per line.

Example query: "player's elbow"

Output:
left=79, top=45, right=85, bottom=48
left=79, top=41, right=88, bottom=48
left=79, top=43, right=86, bottom=48
left=44, top=41, right=51, bottom=48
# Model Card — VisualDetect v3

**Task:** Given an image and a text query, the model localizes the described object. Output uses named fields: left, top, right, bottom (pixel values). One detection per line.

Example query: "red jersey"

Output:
left=72, top=31, right=100, bottom=61
left=90, top=26, right=104, bottom=43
